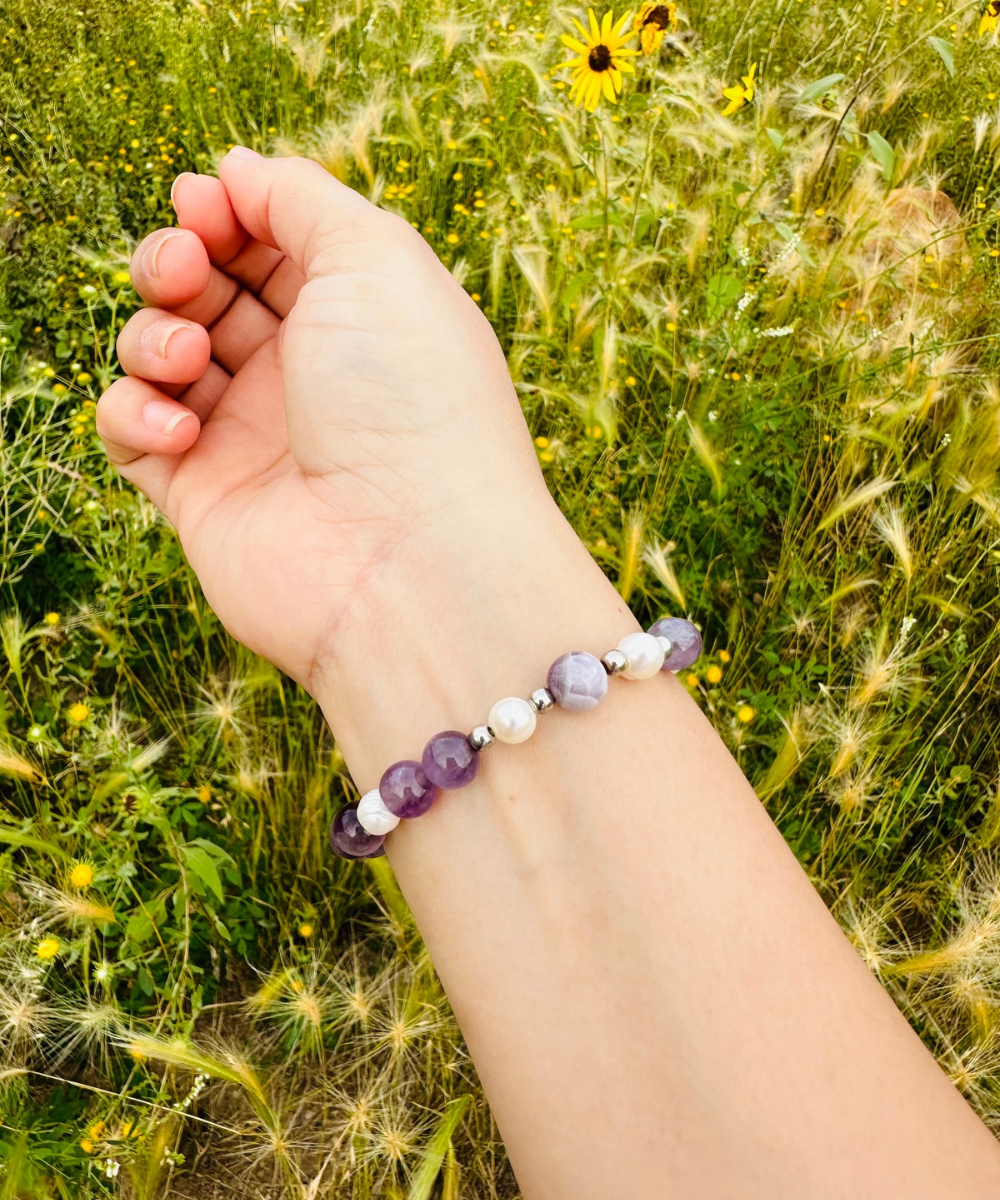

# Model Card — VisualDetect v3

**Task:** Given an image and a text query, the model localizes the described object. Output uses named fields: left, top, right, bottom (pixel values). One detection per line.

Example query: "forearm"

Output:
left=314, top=497, right=1000, bottom=1199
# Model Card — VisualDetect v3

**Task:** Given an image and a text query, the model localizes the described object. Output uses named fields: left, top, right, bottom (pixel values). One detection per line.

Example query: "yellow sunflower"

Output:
left=557, top=8, right=640, bottom=112
left=722, top=62, right=757, bottom=117
left=980, top=0, right=1000, bottom=35
left=634, top=2, right=678, bottom=55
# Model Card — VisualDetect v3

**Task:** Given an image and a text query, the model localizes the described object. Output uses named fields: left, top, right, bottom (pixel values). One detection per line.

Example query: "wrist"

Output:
left=309, top=496, right=639, bottom=793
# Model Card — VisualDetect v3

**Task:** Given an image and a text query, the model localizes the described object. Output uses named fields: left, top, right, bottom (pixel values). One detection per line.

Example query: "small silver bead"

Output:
left=601, top=649, right=628, bottom=676
left=468, top=725, right=495, bottom=751
left=528, top=687, right=555, bottom=713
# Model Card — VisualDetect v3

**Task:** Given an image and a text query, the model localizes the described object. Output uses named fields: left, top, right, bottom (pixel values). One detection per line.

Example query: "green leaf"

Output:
left=865, top=130, right=895, bottom=181
left=180, top=844, right=224, bottom=901
left=633, top=211, right=660, bottom=240
left=797, top=73, right=845, bottom=103
left=705, top=270, right=743, bottom=319
left=928, top=36, right=954, bottom=77
left=568, top=209, right=623, bottom=230
left=125, top=907, right=156, bottom=945
left=765, top=127, right=785, bottom=151
left=406, top=1096, right=472, bottom=1200
left=0, top=824, right=69, bottom=861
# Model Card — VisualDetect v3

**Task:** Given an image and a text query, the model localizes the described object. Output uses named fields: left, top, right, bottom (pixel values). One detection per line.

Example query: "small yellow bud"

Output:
left=36, top=937, right=61, bottom=960
left=70, top=863, right=94, bottom=889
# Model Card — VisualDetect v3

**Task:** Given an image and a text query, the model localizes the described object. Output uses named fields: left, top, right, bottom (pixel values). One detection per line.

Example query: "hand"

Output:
left=98, top=148, right=553, bottom=694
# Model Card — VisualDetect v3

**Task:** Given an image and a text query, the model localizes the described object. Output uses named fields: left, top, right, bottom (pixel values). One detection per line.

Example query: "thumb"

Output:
left=217, top=147, right=390, bottom=280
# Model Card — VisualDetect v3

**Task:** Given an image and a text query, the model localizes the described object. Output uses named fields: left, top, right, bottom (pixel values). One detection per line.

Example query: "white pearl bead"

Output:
left=617, top=631, right=665, bottom=680
left=488, top=696, right=537, bottom=744
left=356, top=789, right=400, bottom=835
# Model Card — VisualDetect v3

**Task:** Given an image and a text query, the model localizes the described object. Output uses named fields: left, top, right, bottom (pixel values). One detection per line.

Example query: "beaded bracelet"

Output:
left=329, top=616, right=703, bottom=860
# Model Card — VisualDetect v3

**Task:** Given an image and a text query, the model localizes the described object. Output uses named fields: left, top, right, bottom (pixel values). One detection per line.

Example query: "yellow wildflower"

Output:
left=718, top=649, right=731, bottom=664
left=68, top=702, right=89, bottom=723
left=43, top=612, right=59, bottom=626
left=706, top=665, right=723, bottom=684
left=70, top=863, right=93, bottom=889
left=80, top=1138, right=95, bottom=1154
left=634, top=2, right=677, bottom=55
left=722, top=62, right=757, bottom=116
left=685, top=672, right=699, bottom=687
left=737, top=705, right=756, bottom=723
left=36, top=937, right=61, bottom=960
left=557, top=8, right=639, bottom=112
left=298, top=923, right=314, bottom=938
left=980, top=0, right=1000, bottom=35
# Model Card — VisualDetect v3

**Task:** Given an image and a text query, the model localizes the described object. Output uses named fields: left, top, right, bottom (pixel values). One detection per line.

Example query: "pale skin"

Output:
left=97, top=147, right=1000, bottom=1197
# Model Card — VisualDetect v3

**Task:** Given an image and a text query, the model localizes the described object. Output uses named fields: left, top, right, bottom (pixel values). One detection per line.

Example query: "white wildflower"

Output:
left=736, top=290, right=756, bottom=318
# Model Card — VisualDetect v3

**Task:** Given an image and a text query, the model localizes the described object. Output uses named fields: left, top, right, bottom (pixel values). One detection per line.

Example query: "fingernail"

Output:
left=170, top=172, right=195, bottom=209
left=140, top=318, right=187, bottom=359
left=227, top=145, right=259, bottom=160
left=141, top=228, right=185, bottom=278
left=142, top=399, right=196, bottom=436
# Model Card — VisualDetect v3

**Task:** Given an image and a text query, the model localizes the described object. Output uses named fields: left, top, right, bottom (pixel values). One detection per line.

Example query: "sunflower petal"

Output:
left=588, top=7, right=601, bottom=39
left=611, top=10, right=634, bottom=41
left=601, top=8, right=613, bottom=40
left=616, top=58, right=636, bottom=73
left=560, top=34, right=589, bottom=51
left=602, top=71, right=617, bottom=102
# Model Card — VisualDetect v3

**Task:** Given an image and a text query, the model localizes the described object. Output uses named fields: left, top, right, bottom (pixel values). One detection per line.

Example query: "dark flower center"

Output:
left=644, top=5, right=673, bottom=27
left=588, top=43, right=612, bottom=71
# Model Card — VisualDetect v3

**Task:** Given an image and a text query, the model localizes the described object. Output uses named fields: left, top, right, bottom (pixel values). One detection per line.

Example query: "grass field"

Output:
left=3, top=0, right=1000, bottom=1194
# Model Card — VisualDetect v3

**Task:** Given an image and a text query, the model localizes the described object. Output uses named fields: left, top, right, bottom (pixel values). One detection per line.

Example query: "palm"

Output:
left=102, top=155, right=539, bottom=687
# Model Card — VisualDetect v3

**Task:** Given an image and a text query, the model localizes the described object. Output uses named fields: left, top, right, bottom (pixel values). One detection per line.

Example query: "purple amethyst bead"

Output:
left=329, top=803, right=386, bottom=859
left=422, top=730, right=479, bottom=789
left=546, top=651, right=608, bottom=712
left=379, top=760, right=438, bottom=819
left=648, top=617, right=703, bottom=672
